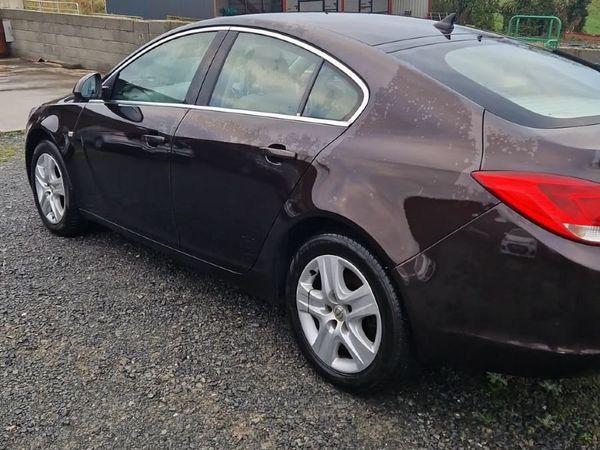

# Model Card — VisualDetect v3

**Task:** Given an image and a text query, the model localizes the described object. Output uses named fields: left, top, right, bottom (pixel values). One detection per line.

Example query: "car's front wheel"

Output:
left=286, top=233, right=415, bottom=392
left=30, top=140, right=85, bottom=236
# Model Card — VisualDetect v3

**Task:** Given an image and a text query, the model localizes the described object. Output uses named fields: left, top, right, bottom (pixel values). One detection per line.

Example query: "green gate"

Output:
left=507, top=15, right=563, bottom=48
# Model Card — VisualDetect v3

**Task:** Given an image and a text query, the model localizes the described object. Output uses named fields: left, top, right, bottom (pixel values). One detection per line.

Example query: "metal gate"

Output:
left=290, top=0, right=340, bottom=12
left=342, top=0, right=389, bottom=13
left=395, top=0, right=428, bottom=17
left=289, top=0, right=389, bottom=13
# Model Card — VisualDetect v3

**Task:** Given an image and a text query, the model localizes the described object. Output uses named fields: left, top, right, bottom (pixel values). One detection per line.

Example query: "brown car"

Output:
left=25, top=13, right=600, bottom=391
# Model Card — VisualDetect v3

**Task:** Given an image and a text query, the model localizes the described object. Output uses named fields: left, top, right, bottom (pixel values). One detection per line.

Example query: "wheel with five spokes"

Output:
left=30, top=140, right=85, bottom=236
left=287, top=233, right=415, bottom=392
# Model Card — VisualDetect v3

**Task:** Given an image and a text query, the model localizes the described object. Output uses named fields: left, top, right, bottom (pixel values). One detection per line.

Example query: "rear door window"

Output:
left=210, top=32, right=320, bottom=115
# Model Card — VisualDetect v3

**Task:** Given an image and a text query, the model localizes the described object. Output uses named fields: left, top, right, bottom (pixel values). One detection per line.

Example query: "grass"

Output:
left=0, top=136, right=17, bottom=163
left=0, top=147, right=16, bottom=163
left=474, top=372, right=600, bottom=447
left=585, top=0, right=600, bottom=35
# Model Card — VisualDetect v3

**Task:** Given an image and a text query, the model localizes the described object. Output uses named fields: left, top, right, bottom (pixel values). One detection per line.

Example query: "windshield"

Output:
left=392, top=40, right=600, bottom=128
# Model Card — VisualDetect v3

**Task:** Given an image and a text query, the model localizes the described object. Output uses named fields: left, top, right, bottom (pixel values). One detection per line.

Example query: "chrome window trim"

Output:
left=228, top=26, right=369, bottom=124
left=88, top=99, right=349, bottom=127
left=102, top=25, right=370, bottom=127
left=105, top=26, right=231, bottom=81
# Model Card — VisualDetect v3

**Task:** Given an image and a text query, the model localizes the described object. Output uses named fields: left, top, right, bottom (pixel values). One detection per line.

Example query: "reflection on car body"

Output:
left=501, top=228, right=538, bottom=259
left=397, top=253, right=436, bottom=285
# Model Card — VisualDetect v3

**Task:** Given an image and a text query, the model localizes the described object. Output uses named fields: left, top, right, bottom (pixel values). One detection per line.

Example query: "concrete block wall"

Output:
left=560, top=47, right=600, bottom=66
left=0, top=8, right=190, bottom=72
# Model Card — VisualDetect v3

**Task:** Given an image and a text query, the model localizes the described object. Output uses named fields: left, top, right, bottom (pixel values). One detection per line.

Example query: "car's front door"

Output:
left=73, top=30, right=223, bottom=245
left=171, top=30, right=366, bottom=272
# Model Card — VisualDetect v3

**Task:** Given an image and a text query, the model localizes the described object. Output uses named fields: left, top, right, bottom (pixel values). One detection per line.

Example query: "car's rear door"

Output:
left=73, top=29, right=225, bottom=246
left=171, top=29, right=367, bottom=272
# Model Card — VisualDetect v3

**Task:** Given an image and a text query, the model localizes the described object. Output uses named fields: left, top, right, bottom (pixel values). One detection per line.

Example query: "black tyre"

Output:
left=286, top=233, right=415, bottom=392
left=30, top=140, right=86, bottom=237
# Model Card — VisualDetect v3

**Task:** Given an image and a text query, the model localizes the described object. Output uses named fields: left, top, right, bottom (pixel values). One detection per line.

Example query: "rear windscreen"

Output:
left=392, top=39, right=600, bottom=128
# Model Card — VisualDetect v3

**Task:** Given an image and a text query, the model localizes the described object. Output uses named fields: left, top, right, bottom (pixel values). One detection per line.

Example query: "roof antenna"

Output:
left=434, top=13, right=457, bottom=39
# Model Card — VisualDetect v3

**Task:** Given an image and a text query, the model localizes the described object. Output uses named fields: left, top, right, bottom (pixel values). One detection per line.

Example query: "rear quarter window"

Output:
left=303, top=62, right=362, bottom=122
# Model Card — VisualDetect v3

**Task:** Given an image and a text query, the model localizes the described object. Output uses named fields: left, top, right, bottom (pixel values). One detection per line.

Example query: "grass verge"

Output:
left=0, top=131, right=23, bottom=163
left=585, top=0, right=600, bottom=35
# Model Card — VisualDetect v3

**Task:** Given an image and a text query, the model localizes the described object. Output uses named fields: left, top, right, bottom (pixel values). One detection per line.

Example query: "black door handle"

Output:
left=142, top=134, right=166, bottom=148
left=261, top=144, right=297, bottom=162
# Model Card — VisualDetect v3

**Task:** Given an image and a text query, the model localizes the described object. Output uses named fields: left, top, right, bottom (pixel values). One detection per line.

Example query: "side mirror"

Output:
left=73, top=73, right=102, bottom=101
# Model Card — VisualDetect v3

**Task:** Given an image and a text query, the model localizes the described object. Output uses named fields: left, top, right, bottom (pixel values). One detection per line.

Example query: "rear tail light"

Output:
left=472, top=171, right=600, bottom=245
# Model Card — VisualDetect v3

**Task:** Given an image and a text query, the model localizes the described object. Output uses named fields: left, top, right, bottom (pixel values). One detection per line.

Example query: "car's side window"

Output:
left=112, top=32, right=216, bottom=104
left=210, top=33, right=320, bottom=116
left=303, top=62, right=362, bottom=121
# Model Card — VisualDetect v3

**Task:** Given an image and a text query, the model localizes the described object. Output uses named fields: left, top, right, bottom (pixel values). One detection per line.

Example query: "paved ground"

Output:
left=1, top=132, right=599, bottom=449
left=0, top=59, right=88, bottom=132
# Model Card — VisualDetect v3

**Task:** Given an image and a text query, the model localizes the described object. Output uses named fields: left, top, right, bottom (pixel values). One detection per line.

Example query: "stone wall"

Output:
left=559, top=47, right=600, bottom=67
left=0, top=8, right=190, bottom=72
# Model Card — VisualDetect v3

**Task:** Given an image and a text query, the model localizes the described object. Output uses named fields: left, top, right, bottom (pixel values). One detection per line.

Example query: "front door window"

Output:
left=112, top=32, right=217, bottom=104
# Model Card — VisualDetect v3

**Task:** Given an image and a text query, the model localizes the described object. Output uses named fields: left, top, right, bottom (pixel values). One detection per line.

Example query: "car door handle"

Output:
left=141, top=134, right=166, bottom=148
left=261, top=144, right=297, bottom=162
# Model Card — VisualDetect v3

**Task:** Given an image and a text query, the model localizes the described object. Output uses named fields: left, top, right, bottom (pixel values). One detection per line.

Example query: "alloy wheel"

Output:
left=34, top=153, right=66, bottom=224
left=296, top=255, right=382, bottom=374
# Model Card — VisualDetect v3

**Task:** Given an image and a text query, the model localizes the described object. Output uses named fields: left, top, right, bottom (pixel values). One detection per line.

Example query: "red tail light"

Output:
left=472, top=171, right=600, bottom=245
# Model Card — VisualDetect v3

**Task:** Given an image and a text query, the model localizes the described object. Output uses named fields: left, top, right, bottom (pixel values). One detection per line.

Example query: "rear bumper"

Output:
left=394, top=204, right=600, bottom=376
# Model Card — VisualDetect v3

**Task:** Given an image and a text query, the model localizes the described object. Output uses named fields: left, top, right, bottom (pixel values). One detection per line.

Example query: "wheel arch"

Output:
left=25, top=127, right=55, bottom=184
left=272, top=212, right=400, bottom=303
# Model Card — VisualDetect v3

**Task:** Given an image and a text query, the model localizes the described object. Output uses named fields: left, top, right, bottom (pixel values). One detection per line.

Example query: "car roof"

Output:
left=193, top=12, right=484, bottom=47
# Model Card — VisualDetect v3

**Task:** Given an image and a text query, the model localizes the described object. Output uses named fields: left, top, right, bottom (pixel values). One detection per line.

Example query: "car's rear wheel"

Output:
left=286, top=233, right=415, bottom=392
left=30, top=141, right=85, bottom=236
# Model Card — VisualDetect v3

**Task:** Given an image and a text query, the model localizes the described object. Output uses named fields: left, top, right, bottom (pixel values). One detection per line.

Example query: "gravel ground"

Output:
left=1, top=131, right=599, bottom=450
